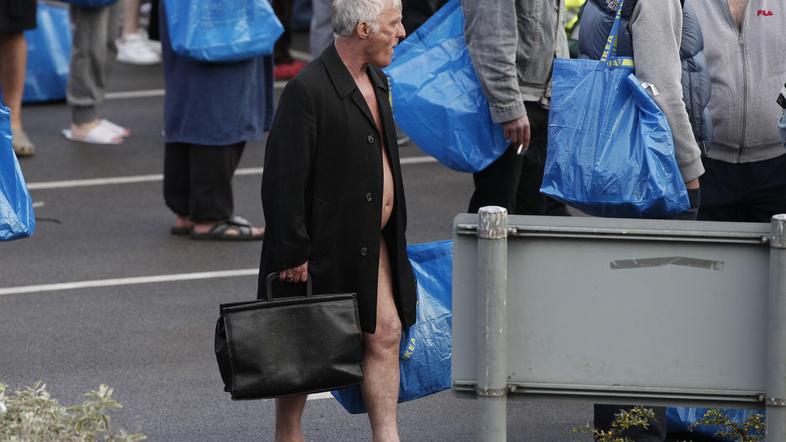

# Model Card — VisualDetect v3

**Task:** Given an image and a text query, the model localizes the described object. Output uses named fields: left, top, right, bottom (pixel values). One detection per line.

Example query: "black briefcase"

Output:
left=215, top=274, right=364, bottom=400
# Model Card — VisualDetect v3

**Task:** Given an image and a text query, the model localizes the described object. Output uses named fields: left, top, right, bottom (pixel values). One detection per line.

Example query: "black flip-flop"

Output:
left=170, top=226, right=191, bottom=236
left=190, top=216, right=264, bottom=241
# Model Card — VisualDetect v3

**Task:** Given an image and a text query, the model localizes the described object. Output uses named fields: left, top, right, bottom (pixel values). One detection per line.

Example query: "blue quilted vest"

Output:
left=579, top=0, right=713, bottom=148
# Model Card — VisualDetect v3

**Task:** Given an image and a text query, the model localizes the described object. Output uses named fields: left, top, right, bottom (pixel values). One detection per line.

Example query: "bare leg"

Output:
left=121, top=0, right=141, bottom=38
left=361, top=238, right=402, bottom=442
left=0, top=32, right=27, bottom=130
left=274, top=395, right=307, bottom=442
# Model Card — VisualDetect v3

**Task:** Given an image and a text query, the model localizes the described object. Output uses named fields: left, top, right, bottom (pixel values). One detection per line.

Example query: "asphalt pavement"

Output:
left=0, top=33, right=594, bottom=441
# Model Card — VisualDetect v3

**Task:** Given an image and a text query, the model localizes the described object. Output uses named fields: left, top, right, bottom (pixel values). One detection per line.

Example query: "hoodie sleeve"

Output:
left=630, top=0, right=704, bottom=182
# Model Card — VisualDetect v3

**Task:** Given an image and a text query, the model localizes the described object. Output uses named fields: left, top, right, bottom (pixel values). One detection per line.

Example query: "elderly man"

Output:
left=257, top=0, right=416, bottom=441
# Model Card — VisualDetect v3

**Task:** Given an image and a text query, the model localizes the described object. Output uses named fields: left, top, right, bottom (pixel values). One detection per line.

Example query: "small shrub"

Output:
left=0, top=381, right=145, bottom=441
left=688, top=408, right=766, bottom=442
left=571, top=406, right=657, bottom=442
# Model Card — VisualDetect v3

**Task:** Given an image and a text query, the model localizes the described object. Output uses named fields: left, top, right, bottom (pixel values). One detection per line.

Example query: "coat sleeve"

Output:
left=462, top=0, right=525, bottom=123
left=261, top=78, right=317, bottom=270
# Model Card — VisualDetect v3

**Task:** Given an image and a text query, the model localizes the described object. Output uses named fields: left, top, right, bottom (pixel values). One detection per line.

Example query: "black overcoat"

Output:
left=257, top=44, right=417, bottom=333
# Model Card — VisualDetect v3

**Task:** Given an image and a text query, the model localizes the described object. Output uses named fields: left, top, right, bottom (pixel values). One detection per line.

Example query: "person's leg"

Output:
left=273, top=0, right=293, bottom=64
left=309, top=0, right=333, bottom=58
left=188, top=142, right=264, bottom=238
left=515, top=104, right=568, bottom=216
left=67, top=2, right=126, bottom=140
left=741, top=154, right=786, bottom=222
left=468, top=146, right=524, bottom=213
left=697, top=157, right=744, bottom=221
left=0, top=31, right=34, bottom=155
left=189, top=142, right=243, bottom=223
left=163, top=142, right=192, bottom=229
left=0, top=32, right=26, bottom=130
left=361, top=238, right=402, bottom=442
left=275, top=395, right=307, bottom=442
left=121, top=0, right=140, bottom=38
left=117, top=0, right=159, bottom=65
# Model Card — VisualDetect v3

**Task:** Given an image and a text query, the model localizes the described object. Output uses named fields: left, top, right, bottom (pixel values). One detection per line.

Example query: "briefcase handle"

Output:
left=265, top=272, right=313, bottom=301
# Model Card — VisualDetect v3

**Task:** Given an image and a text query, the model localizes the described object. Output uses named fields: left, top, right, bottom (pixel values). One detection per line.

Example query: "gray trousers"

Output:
left=67, top=1, right=122, bottom=124
left=309, top=0, right=333, bottom=59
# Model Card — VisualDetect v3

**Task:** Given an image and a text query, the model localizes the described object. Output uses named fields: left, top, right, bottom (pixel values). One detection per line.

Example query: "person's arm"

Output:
left=261, top=78, right=316, bottom=282
left=778, top=83, right=786, bottom=143
left=630, top=0, right=704, bottom=187
left=462, top=0, right=530, bottom=148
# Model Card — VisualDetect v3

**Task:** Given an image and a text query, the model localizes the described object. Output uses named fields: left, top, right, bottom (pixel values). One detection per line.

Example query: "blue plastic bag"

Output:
left=383, top=0, right=507, bottom=173
left=0, top=103, right=36, bottom=240
left=23, top=2, right=71, bottom=103
left=667, top=407, right=765, bottom=438
left=540, top=1, right=689, bottom=218
left=59, top=0, right=118, bottom=7
left=332, top=240, right=453, bottom=414
left=164, top=0, right=284, bottom=63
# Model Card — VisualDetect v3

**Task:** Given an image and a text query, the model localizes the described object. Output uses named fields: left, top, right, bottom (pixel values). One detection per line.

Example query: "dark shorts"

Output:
left=0, top=0, right=37, bottom=34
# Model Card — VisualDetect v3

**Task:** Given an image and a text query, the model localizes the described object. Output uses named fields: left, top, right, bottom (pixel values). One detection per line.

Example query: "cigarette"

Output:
left=516, top=144, right=524, bottom=155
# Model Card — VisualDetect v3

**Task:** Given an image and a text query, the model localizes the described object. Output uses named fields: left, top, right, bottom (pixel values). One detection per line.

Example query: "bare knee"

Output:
left=365, top=314, right=402, bottom=355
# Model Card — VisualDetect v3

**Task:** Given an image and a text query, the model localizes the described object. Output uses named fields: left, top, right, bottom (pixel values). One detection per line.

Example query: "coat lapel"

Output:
left=321, top=44, right=379, bottom=132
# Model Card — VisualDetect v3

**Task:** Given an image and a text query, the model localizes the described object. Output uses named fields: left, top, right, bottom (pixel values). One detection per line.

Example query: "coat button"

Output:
left=366, top=192, right=373, bottom=202
left=367, top=135, right=375, bottom=144
left=360, top=247, right=368, bottom=256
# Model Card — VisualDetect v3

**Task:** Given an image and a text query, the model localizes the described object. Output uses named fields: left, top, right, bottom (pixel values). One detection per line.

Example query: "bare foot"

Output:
left=173, top=216, right=193, bottom=230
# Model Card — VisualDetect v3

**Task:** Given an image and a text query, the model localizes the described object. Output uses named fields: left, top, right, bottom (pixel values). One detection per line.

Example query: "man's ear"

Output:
left=356, top=21, right=370, bottom=39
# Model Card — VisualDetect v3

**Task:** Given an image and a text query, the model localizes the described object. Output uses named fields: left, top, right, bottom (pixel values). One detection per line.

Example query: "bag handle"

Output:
left=265, top=272, right=313, bottom=301
left=600, top=0, right=634, bottom=67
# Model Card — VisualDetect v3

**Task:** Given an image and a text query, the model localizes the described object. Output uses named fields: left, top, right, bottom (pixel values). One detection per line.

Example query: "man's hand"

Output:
left=685, top=178, right=700, bottom=190
left=279, top=261, right=309, bottom=283
left=502, top=116, right=531, bottom=153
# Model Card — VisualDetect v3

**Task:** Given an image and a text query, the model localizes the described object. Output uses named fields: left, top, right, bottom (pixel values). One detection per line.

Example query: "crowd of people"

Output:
left=2, top=0, right=786, bottom=441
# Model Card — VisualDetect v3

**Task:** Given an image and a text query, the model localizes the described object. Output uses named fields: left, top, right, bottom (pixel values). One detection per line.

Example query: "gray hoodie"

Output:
left=693, top=0, right=786, bottom=163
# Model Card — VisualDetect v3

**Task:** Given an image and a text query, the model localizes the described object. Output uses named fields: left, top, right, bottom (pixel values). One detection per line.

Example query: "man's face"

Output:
left=365, top=0, right=405, bottom=68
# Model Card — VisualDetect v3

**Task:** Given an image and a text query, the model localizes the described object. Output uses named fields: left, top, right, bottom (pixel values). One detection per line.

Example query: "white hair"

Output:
left=332, top=0, right=401, bottom=37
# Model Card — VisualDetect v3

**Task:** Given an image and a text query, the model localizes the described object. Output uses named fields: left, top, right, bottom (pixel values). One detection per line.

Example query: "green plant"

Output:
left=688, top=408, right=766, bottom=442
left=571, top=406, right=658, bottom=442
left=0, top=381, right=145, bottom=441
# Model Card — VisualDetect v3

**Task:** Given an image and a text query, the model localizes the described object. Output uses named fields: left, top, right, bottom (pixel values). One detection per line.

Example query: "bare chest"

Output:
left=727, top=0, right=747, bottom=30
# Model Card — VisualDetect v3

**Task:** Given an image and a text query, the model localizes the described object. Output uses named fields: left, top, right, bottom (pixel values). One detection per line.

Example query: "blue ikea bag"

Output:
left=332, top=240, right=453, bottom=414
left=383, top=0, right=507, bottom=173
left=23, top=2, right=71, bottom=103
left=59, top=0, right=118, bottom=7
left=0, top=103, right=36, bottom=240
left=666, top=407, right=765, bottom=438
left=164, top=0, right=284, bottom=63
left=540, top=0, right=689, bottom=218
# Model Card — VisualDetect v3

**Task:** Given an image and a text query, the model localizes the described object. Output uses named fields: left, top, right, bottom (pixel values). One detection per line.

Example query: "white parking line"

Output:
left=105, top=89, right=165, bottom=100
left=0, top=269, right=259, bottom=297
left=105, top=81, right=289, bottom=100
left=27, top=157, right=437, bottom=190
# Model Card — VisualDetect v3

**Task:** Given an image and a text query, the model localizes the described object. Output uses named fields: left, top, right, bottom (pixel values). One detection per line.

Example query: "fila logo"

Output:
left=757, top=9, right=773, bottom=16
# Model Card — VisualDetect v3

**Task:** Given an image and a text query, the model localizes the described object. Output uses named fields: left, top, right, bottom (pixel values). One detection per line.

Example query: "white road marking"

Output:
left=289, top=49, right=313, bottom=62
left=307, top=392, right=334, bottom=401
left=105, top=80, right=289, bottom=100
left=105, top=89, right=165, bottom=100
left=27, top=157, right=438, bottom=190
left=0, top=269, right=259, bottom=297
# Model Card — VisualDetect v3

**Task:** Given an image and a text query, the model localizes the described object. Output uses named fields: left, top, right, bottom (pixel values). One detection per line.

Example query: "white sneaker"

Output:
left=116, top=33, right=161, bottom=65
